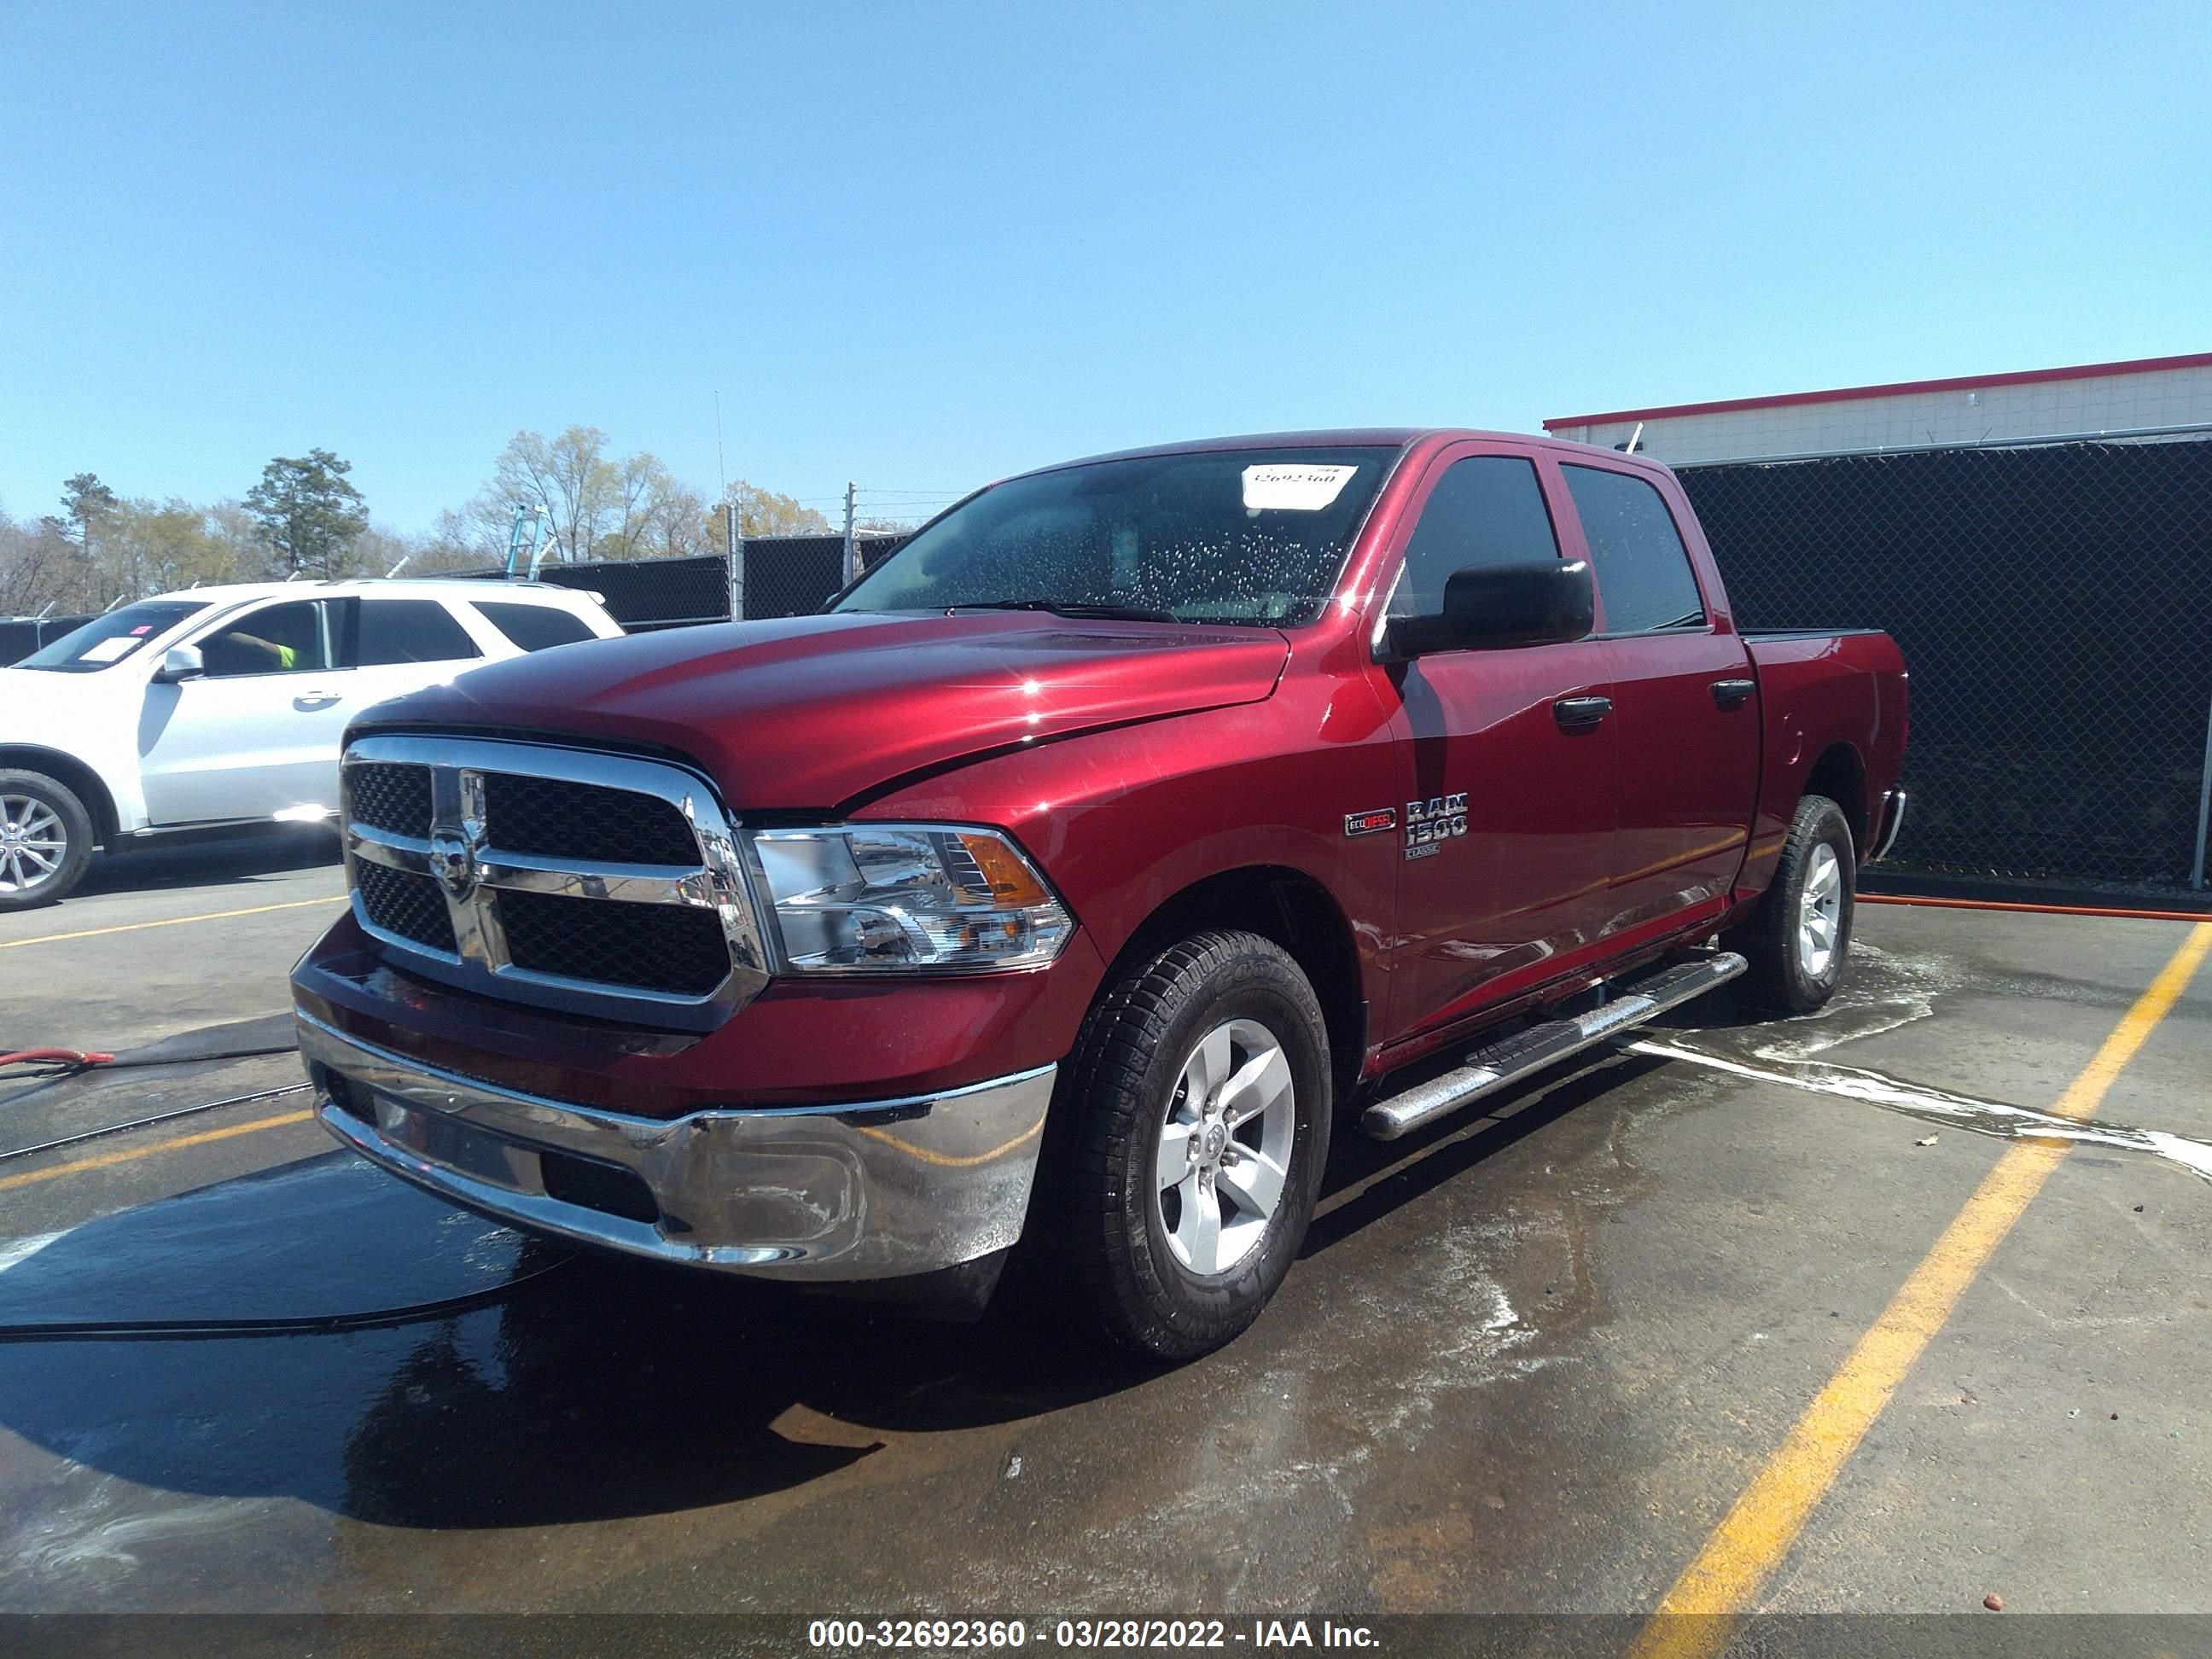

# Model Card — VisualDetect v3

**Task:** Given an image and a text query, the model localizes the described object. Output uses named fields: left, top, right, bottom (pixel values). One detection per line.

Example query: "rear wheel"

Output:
left=1727, top=793, right=1855, bottom=1013
left=1063, top=929, right=1330, bottom=1360
left=0, top=771, right=94, bottom=911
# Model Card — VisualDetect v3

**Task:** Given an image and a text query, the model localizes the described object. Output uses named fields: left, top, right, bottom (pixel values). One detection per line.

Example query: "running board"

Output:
left=1359, top=952, right=1748, bottom=1142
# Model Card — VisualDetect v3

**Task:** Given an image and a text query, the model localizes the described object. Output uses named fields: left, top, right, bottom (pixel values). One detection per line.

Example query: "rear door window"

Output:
left=1559, top=465, right=1706, bottom=634
left=1392, top=455, right=1562, bottom=616
left=350, top=599, right=483, bottom=666
left=474, top=601, right=599, bottom=652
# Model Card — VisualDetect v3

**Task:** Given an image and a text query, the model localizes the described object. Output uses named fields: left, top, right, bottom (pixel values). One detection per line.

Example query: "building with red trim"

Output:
left=1543, top=352, right=2212, bottom=466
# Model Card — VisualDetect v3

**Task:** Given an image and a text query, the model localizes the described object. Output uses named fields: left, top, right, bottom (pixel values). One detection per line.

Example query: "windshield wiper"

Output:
left=953, top=599, right=1180, bottom=623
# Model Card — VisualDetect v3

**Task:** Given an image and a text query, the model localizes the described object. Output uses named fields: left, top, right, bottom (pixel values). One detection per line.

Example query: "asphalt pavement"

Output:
left=1, top=847, right=2206, bottom=1630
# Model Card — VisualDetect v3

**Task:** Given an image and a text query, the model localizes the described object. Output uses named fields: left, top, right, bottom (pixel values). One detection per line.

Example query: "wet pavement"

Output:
left=2, top=864, right=2208, bottom=1617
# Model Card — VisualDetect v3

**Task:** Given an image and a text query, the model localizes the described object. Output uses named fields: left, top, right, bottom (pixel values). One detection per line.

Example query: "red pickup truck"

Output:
left=292, top=429, right=1906, bottom=1359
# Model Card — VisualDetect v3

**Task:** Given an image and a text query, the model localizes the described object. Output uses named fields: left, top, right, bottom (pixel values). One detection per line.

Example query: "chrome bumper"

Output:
left=294, top=1011, right=1054, bottom=1282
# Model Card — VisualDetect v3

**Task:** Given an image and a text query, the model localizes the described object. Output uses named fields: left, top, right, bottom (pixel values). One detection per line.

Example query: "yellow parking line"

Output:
left=0, top=895, right=344, bottom=950
left=1632, top=920, right=2212, bottom=1658
left=0, top=1109, right=317, bottom=1193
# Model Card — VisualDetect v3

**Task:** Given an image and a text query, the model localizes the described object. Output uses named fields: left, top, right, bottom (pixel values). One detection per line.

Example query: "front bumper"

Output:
left=295, top=1011, right=1055, bottom=1282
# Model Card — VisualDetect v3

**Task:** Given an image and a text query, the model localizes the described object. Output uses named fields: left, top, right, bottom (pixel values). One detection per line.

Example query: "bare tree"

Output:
left=462, top=430, right=723, bottom=564
left=492, top=427, right=618, bottom=563
left=426, top=498, right=514, bottom=569
left=0, top=510, right=91, bottom=615
left=644, top=476, right=711, bottom=557
left=602, top=451, right=675, bottom=560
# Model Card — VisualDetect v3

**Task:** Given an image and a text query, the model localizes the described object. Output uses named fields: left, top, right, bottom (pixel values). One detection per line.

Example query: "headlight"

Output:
left=750, top=824, right=1073, bottom=973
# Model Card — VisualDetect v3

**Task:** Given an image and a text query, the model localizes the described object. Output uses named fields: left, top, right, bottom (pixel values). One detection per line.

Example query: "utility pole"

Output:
left=842, top=480, right=859, bottom=586
left=714, top=393, right=742, bottom=621
left=714, top=391, right=727, bottom=498
left=726, top=498, right=744, bottom=623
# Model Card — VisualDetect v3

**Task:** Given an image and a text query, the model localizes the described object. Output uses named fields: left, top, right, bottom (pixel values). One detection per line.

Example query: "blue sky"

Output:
left=3, top=1, right=2207, bottom=533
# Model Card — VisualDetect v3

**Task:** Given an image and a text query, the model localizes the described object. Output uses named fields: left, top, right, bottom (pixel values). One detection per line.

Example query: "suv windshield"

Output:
left=835, top=445, right=1400, bottom=627
left=15, top=600, right=212, bottom=672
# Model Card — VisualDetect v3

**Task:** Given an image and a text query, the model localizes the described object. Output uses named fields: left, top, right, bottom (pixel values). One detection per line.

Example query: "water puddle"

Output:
left=1629, top=1037, right=2212, bottom=1187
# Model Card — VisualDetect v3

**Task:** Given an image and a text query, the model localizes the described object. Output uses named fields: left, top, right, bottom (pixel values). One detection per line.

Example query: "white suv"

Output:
left=0, top=579, right=624, bottom=910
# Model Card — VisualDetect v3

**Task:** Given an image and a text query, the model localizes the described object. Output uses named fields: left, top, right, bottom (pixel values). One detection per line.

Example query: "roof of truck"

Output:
left=1033, top=427, right=1669, bottom=476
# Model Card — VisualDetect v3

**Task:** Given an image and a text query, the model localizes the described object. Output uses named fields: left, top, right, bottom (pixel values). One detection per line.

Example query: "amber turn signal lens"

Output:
left=958, top=832, right=1052, bottom=906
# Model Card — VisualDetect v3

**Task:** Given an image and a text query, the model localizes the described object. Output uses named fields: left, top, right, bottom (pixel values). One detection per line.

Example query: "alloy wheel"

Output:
left=1796, top=841, right=1843, bottom=979
left=1152, top=1017, right=1296, bottom=1277
left=0, top=795, right=67, bottom=897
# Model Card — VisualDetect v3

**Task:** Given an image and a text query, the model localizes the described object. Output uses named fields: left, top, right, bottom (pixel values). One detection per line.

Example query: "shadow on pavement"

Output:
left=75, top=826, right=342, bottom=899
left=0, top=1038, right=1673, bottom=1531
left=0, top=1153, right=1147, bottom=1529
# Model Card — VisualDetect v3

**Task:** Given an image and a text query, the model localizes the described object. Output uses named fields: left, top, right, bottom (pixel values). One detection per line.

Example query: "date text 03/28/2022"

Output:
left=806, top=1618, right=1381, bottom=1649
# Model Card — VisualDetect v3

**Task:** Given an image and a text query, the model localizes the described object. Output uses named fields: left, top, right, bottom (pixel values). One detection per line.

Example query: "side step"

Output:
left=1360, top=951, right=1747, bottom=1142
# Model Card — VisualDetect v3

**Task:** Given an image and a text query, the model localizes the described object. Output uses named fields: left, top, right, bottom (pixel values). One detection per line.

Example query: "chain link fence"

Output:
left=469, top=533, right=909, bottom=632
left=1677, top=438, right=2212, bottom=888
left=0, top=614, right=94, bottom=667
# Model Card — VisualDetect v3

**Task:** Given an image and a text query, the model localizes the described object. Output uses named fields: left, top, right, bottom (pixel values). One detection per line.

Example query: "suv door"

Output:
left=137, top=597, right=352, bottom=824
left=339, top=596, right=486, bottom=707
left=1557, top=462, right=1759, bottom=939
left=1377, top=444, right=1619, bottom=1043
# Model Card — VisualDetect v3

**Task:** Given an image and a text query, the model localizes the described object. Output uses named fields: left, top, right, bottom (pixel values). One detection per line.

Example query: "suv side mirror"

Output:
left=1389, top=560, right=1595, bottom=657
left=154, top=644, right=206, bottom=683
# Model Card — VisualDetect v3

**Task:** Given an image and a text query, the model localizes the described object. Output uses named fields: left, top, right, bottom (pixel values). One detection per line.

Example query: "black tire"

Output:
left=1726, top=793, right=1856, bottom=1014
left=0, top=770, right=95, bottom=912
left=1063, top=929, right=1331, bottom=1360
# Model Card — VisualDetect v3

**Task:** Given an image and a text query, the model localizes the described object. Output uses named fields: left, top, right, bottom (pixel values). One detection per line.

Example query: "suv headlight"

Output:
left=749, top=824, right=1073, bottom=973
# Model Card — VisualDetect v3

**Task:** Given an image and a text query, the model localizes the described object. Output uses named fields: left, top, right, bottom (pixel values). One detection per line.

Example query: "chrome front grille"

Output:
left=348, top=762, right=434, bottom=837
left=479, top=772, right=700, bottom=865
left=352, top=858, right=459, bottom=955
left=340, top=734, right=770, bottom=1027
left=496, top=888, right=732, bottom=995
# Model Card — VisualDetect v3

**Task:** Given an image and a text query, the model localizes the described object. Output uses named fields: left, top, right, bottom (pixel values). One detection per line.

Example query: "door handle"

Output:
left=294, top=690, right=342, bottom=708
left=1553, top=695, right=1613, bottom=731
left=1710, top=678, right=1756, bottom=709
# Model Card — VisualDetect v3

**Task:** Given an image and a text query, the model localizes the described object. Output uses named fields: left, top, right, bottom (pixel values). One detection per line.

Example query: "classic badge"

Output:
left=1404, top=793, right=1468, bottom=859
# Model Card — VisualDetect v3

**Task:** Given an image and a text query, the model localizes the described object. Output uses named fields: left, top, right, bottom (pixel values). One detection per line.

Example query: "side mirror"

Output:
left=154, top=644, right=206, bottom=683
left=1389, top=560, right=1595, bottom=657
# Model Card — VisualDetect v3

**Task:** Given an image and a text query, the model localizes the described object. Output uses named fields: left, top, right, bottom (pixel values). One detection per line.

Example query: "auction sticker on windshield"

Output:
left=1242, top=463, right=1357, bottom=511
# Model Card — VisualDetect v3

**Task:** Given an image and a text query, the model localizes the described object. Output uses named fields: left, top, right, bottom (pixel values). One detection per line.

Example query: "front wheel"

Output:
left=1726, top=793, right=1856, bottom=1013
left=1064, top=929, right=1330, bottom=1360
left=0, top=771, right=95, bottom=911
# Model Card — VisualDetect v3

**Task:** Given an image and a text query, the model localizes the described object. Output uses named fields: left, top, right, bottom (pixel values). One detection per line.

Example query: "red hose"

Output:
left=1861, top=894, right=2212, bottom=923
left=0, top=1048, right=117, bottom=1068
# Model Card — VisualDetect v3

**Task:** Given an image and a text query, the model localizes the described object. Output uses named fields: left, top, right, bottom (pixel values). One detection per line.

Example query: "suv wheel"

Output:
left=1727, top=793, right=1856, bottom=1013
left=1064, top=929, right=1330, bottom=1360
left=0, top=771, right=95, bottom=911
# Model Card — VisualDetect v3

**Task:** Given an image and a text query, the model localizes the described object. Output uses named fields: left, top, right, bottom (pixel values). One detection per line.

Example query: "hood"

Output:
left=352, top=610, right=1290, bottom=809
left=0, top=665, right=141, bottom=739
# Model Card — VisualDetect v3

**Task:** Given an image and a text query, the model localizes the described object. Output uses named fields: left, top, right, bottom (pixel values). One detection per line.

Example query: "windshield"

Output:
left=15, top=600, right=212, bottom=672
left=835, top=445, right=1400, bottom=627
